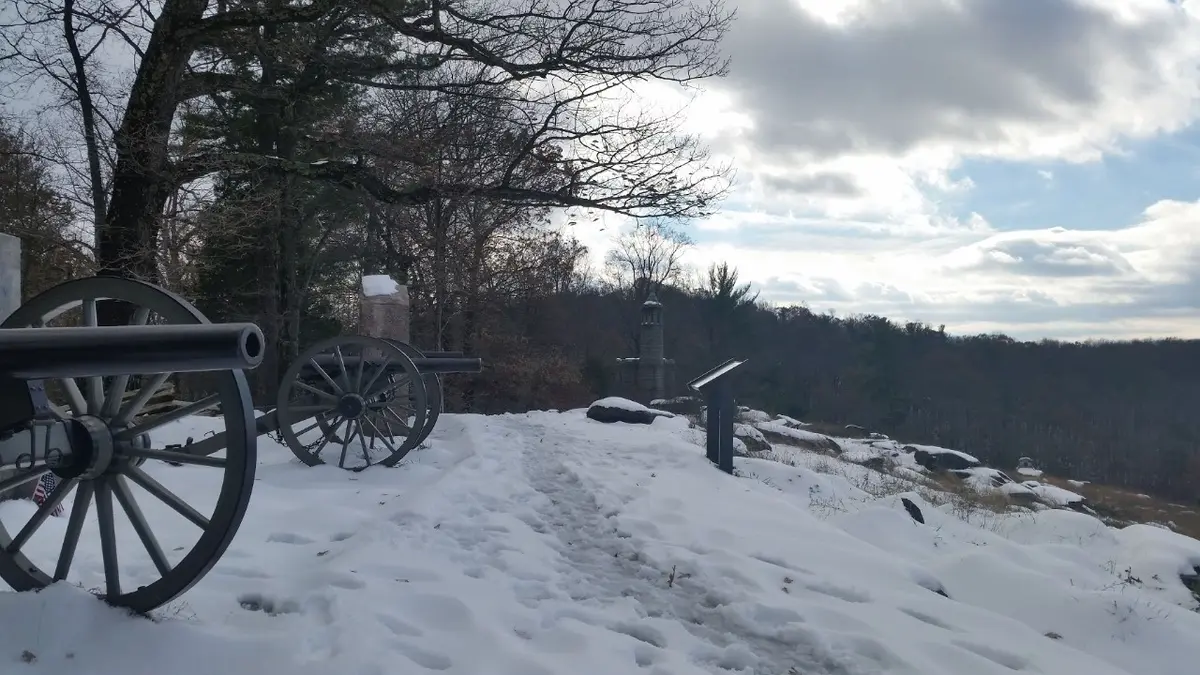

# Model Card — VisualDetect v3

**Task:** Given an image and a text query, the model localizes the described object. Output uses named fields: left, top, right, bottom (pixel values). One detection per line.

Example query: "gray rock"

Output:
left=914, top=449, right=980, bottom=472
left=650, top=396, right=703, bottom=415
left=586, top=397, right=671, bottom=425
left=734, top=424, right=771, bottom=454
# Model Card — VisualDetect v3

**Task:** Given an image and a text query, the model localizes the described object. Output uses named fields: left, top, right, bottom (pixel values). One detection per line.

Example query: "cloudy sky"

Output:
left=579, top=0, right=1200, bottom=340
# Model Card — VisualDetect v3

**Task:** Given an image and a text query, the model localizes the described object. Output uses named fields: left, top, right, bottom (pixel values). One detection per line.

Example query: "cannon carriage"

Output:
left=0, top=276, right=481, bottom=613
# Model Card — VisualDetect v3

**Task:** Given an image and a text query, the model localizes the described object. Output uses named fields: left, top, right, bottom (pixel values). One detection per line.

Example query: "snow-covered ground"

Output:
left=3, top=409, right=1200, bottom=674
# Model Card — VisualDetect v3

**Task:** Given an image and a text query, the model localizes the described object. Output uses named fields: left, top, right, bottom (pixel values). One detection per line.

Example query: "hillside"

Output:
left=1, top=409, right=1199, bottom=674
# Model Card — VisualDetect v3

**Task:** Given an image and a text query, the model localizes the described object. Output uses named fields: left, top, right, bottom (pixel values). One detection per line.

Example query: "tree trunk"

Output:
left=97, top=0, right=205, bottom=325
left=99, top=0, right=204, bottom=279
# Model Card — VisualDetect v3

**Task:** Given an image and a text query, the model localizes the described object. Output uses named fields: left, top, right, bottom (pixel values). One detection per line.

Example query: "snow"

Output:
left=1021, top=481, right=1086, bottom=506
left=956, top=466, right=1024, bottom=491
left=736, top=408, right=772, bottom=423
left=591, top=396, right=654, bottom=412
left=1017, top=467, right=1045, bottom=477
left=688, top=359, right=745, bottom=390
left=908, top=443, right=981, bottom=465
left=361, top=274, right=399, bottom=297
left=4, top=410, right=1200, bottom=674
left=651, top=397, right=698, bottom=406
left=754, top=421, right=836, bottom=446
left=733, top=423, right=766, bottom=444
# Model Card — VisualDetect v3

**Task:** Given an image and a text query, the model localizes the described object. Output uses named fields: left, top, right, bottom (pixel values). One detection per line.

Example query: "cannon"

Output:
left=197, top=334, right=481, bottom=471
left=143, top=334, right=479, bottom=472
left=0, top=276, right=263, bottom=614
left=0, top=276, right=480, bottom=611
left=6, top=277, right=480, bottom=473
left=293, top=341, right=480, bottom=469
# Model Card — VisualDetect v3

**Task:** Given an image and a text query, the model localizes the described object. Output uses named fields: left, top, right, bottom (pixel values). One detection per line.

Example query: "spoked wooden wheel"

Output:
left=277, top=335, right=428, bottom=470
left=0, top=277, right=256, bottom=613
left=387, top=339, right=444, bottom=450
left=315, top=339, right=443, bottom=454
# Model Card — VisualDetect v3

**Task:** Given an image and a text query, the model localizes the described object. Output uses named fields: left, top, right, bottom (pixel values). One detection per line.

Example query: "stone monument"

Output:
left=616, top=292, right=675, bottom=403
left=0, top=233, right=19, bottom=323
left=359, top=274, right=410, bottom=344
left=0, top=234, right=24, bottom=499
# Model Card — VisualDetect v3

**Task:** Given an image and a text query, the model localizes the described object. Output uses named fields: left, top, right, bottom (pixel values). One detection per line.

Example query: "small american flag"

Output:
left=31, top=473, right=65, bottom=517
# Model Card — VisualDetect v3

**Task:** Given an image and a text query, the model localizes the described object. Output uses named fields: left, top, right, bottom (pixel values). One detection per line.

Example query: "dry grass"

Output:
left=1037, top=475, right=1200, bottom=540
left=925, top=472, right=1018, bottom=515
left=799, top=451, right=1022, bottom=531
left=730, top=412, right=1200, bottom=542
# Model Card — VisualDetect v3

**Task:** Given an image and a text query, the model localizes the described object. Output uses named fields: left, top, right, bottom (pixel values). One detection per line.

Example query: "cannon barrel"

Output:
left=306, top=354, right=481, bottom=377
left=0, top=323, right=264, bottom=379
left=410, top=357, right=481, bottom=374
left=421, top=351, right=463, bottom=359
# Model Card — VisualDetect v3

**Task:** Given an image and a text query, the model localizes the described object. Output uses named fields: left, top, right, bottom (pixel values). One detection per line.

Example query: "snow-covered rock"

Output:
left=1022, top=480, right=1087, bottom=508
left=733, top=423, right=771, bottom=454
left=774, top=414, right=809, bottom=428
left=586, top=396, right=672, bottom=425
left=908, top=444, right=981, bottom=472
left=648, top=395, right=702, bottom=415
left=754, top=421, right=842, bottom=454
left=736, top=407, right=773, bottom=424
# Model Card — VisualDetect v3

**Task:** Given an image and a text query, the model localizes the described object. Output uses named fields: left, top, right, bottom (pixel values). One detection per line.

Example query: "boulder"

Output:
left=1180, top=565, right=1200, bottom=604
left=774, top=415, right=808, bottom=428
left=912, top=448, right=981, bottom=472
left=950, top=467, right=1011, bottom=487
left=901, top=497, right=925, bottom=524
left=859, top=455, right=893, bottom=472
left=736, top=408, right=773, bottom=424
left=650, top=396, right=703, bottom=416
left=734, top=424, right=772, bottom=454
left=732, top=437, right=749, bottom=457
left=755, top=422, right=842, bottom=454
left=586, top=397, right=672, bottom=425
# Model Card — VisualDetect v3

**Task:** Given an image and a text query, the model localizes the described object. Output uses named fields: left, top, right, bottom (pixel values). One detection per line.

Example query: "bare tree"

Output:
left=0, top=117, right=93, bottom=293
left=604, top=217, right=693, bottom=302
left=4, top=0, right=734, bottom=286
left=0, top=0, right=147, bottom=237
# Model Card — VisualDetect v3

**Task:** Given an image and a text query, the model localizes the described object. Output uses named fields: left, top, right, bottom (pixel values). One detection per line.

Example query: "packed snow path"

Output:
left=2, top=410, right=1200, bottom=674
left=512, top=416, right=853, bottom=675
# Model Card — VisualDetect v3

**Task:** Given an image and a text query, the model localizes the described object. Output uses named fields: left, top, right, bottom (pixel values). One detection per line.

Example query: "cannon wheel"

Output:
left=276, top=335, right=428, bottom=470
left=315, top=339, right=443, bottom=453
left=0, top=276, right=256, bottom=613
left=389, top=340, right=445, bottom=450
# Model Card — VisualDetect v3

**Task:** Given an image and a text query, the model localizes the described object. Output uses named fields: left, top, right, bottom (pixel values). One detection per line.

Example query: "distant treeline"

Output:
left=434, top=284, right=1200, bottom=503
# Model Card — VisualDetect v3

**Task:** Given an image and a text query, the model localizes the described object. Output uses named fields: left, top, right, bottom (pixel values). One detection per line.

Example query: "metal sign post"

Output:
left=687, top=358, right=746, bottom=474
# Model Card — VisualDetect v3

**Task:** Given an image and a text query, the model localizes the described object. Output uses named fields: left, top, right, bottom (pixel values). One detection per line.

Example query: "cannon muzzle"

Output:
left=0, top=323, right=265, bottom=379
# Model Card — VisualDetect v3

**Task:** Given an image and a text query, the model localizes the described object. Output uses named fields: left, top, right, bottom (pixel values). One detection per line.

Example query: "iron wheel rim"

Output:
left=0, top=276, right=256, bottom=613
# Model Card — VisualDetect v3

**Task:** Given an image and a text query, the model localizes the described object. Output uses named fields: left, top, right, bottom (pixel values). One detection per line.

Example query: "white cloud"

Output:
left=683, top=199, right=1200, bottom=339
left=718, top=0, right=1200, bottom=163
left=577, top=0, right=1200, bottom=339
left=687, top=0, right=1200, bottom=222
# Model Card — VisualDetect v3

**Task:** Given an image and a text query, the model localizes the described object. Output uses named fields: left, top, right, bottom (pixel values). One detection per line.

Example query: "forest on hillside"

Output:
left=2, top=0, right=1199, bottom=502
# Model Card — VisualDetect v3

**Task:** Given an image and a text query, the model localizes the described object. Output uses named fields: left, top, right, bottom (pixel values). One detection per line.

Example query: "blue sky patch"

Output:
left=948, top=126, right=1200, bottom=233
